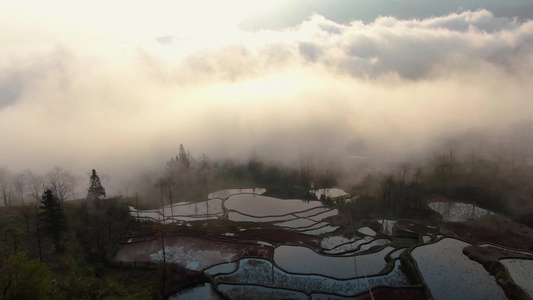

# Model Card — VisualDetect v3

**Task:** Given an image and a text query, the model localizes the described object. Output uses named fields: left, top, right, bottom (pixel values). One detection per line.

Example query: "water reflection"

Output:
left=274, top=245, right=393, bottom=279
left=500, top=259, right=533, bottom=297
left=225, top=194, right=323, bottom=217
left=411, top=238, right=506, bottom=300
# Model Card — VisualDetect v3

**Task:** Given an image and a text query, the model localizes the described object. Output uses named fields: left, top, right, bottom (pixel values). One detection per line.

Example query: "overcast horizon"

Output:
left=2, top=1, right=533, bottom=195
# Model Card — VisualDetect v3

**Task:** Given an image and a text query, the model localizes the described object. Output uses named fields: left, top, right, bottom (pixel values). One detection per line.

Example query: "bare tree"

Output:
left=12, top=172, right=26, bottom=206
left=33, top=204, right=43, bottom=262
left=166, top=177, right=174, bottom=222
left=24, top=170, right=44, bottom=203
left=17, top=205, right=33, bottom=235
left=411, top=167, right=422, bottom=185
left=398, top=162, right=411, bottom=184
left=157, top=177, right=166, bottom=222
left=198, top=153, right=210, bottom=218
left=46, top=166, right=81, bottom=204
left=376, top=173, right=395, bottom=208
left=121, top=180, right=132, bottom=198
left=0, top=166, right=12, bottom=206
left=431, top=142, right=459, bottom=181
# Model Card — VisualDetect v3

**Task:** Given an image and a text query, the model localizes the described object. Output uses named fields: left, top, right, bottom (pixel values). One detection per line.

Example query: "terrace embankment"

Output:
left=464, top=245, right=533, bottom=300
left=441, top=214, right=533, bottom=251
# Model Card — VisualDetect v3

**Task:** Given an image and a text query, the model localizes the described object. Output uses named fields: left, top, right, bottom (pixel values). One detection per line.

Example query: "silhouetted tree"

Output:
left=40, top=189, right=67, bottom=253
left=178, top=144, right=190, bottom=170
left=376, top=173, right=395, bottom=208
left=3, top=226, right=23, bottom=254
left=87, top=169, right=106, bottom=209
left=24, top=170, right=44, bottom=203
left=47, top=166, right=80, bottom=204
left=0, top=166, right=12, bottom=206
left=12, top=172, right=26, bottom=206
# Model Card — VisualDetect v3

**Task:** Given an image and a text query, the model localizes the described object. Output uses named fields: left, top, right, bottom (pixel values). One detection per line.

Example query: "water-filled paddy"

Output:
left=226, top=211, right=294, bottom=222
left=301, top=225, right=339, bottom=235
left=357, top=238, right=390, bottom=253
left=411, top=238, right=506, bottom=300
left=378, top=219, right=396, bottom=235
left=274, top=218, right=318, bottom=229
left=208, top=188, right=266, bottom=199
left=320, top=235, right=358, bottom=250
left=307, top=209, right=338, bottom=221
left=214, top=258, right=409, bottom=296
left=217, top=283, right=308, bottom=300
left=294, top=207, right=330, bottom=218
left=500, top=259, right=533, bottom=297
left=428, top=201, right=493, bottom=222
left=122, top=190, right=533, bottom=299
left=168, top=283, right=222, bottom=300
left=204, top=261, right=239, bottom=276
left=225, top=194, right=323, bottom=217
left=357, top=226, right=376, bottom=236
left=274, top=245, right=394, bottom=278
left=129, top=198, right=223, bottom=222
left=323, top=236, right=373, bottom=254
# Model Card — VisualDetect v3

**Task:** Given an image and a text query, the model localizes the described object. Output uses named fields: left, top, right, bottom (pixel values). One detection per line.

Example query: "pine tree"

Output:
left=87, top=169, right=106, bottom=209
left=178, top=144, right=190, bottom=170
left=40, top=189, right=67, bottom=253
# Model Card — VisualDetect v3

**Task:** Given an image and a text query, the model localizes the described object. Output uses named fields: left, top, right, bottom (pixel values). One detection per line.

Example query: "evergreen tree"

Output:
left=178, top=144, right=190, bottom=170
left=40, top=189, right=67, bottom=253
left=87, top=169, right=106, bottom=209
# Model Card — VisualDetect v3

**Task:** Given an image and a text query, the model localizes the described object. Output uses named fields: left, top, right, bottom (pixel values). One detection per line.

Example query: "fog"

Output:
left=1, top=10, right=533, bottom=194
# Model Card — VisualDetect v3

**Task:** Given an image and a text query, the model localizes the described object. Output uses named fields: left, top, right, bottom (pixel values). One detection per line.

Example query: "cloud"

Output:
left=132, top=10, right=533, bottom=81
left=0, top=10, right=532, bottom=194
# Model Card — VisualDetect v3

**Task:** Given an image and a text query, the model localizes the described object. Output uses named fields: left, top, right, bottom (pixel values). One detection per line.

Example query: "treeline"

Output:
left=352, top=124, right=533, bottom=222
left=0, top=170, right=137, bottom=299
left=146, top=144, right=338, bottom=206
left=0, top=166, right=82, bottom=207
left=138, top=130, right=533, bottom=222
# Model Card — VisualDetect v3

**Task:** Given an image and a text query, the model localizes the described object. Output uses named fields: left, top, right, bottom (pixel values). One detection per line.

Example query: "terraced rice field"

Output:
left=123, top=189, right=530, bottom=299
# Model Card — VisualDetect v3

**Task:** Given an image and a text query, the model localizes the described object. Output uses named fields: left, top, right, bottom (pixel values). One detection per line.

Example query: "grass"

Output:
left=99, top=267, right=159, bottom=299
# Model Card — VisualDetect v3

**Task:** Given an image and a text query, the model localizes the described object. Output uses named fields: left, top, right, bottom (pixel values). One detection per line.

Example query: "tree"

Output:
left=24, top=170, right=44, bottom=203
left=46, top=166, right=80, bottom=204
left=0, top=253, right=51, bottom=300
left=198, top=153, right=210, bottom=215
left=12, top=172, right=26, bottom=206
left=2, top=226, right=24, bottom=254
left=87, top=169, right=106, bottom=209
left=17, top=205, right=32, bottom=236
left=178, top=144, right=190, bottom=170
left=40, top=189, right=67, bottom=253
left=0, top=166, right=12, bottom=207
left=376, top=173, right=395, bottom=208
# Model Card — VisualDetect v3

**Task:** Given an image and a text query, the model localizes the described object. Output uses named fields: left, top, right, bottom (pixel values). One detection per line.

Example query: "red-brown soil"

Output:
left=115, top=235, right=272, bottom=271
left=115, top=219, right=322, bottom=272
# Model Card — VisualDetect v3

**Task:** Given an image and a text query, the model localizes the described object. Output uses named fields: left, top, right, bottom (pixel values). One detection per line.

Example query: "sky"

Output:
left=1, top=1, right=533, bottom=194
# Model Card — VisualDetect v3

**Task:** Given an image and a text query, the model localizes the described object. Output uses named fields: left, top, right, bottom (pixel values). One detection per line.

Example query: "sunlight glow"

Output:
left=0, top=0, right=285, bottom=45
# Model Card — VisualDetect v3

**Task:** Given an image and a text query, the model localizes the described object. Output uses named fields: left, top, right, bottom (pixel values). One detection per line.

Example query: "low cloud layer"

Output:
left=1, top=10, right=532, bottom=190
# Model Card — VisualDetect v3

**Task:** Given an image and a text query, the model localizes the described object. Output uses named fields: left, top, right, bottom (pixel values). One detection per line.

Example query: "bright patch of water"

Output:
left=411, top=238, right=506, bottom=300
